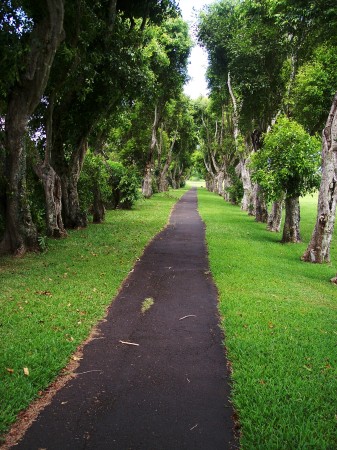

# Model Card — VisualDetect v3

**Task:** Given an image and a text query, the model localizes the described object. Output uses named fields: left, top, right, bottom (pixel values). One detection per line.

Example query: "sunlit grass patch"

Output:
left=198, top=189, right=337, bottom=449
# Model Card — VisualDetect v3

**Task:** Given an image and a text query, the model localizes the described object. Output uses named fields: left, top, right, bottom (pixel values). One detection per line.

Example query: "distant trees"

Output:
left=196, top=0, right=337, bottom=260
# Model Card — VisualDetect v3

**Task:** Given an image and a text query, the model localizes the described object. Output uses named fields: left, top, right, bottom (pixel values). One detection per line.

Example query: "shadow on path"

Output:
left=16, top=188, right=236, bottom=450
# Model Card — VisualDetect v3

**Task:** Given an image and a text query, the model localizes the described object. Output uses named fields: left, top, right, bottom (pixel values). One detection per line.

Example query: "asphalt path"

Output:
left=15, top=188, right=236, bottom=450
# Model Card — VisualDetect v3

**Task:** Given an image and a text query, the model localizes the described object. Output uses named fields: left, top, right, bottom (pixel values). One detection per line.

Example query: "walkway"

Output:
left=15, top=188, right=235, bottom=449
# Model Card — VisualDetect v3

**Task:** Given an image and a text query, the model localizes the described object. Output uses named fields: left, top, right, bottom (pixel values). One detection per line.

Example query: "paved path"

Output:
left=16, top=188, right=235, bottom=449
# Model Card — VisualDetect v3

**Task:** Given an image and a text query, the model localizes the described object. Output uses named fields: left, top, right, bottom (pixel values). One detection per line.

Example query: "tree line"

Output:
left=196, top=0, right=337, bottom=266
left=0, top=0, right=197, bottom=255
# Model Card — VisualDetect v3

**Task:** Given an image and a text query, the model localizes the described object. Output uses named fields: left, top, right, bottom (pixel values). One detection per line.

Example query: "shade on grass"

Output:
left=198, top=189, right=337, bottom=449
left=0, top=189, right=186, bottom=437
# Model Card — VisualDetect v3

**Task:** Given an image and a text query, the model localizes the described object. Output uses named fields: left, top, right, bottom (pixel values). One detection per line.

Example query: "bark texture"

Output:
left=157, top=131, right=175, bottom=193
left=282, top=196, right=301, bottom=243
left=142, top=163, right=153, bottom=198
left=1, top=0, right=65, bottom=255
left=33, top=97, right=66, bottom=238
left=60, top=139, right=88, bottom=228
left=239, top=158, right=254, bottom=213
left=302, top=92, right=337, bottom=263
left=254, top=184, right=268, bottom=223
left=267, top=196, right=284, bottom=232
left=142, top=105, right=160, bottom=198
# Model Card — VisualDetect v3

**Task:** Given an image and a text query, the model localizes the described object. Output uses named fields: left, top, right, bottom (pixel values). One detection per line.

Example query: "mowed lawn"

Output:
left=0, top=189, right=187, bottom=438
left=198, top=188, right=337, bottom=449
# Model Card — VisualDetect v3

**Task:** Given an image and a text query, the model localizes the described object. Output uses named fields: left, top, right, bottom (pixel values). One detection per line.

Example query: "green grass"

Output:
left=198, top=189, right=337, bottom=449
left=0, top=189, right=186, bottom=438
left=186, top=179, right=206, bottom=188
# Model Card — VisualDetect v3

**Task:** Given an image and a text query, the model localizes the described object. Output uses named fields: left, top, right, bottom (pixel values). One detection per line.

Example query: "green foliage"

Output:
left=292, top=45, right=337, bottom=133
left=106, top=161, right=141, bottom=210
left=79, top=154, right=141, bottom=214
left=117, top=169, right=141, bottom=209
left=78, top=151, right=111, bottom=212
left=251, top=116, right=321, bottom=200
left=226, top=165, right=243, bottom=205
left=190, top=150, right=206, bottom=180
left=199, top=188, right=337, bottom=448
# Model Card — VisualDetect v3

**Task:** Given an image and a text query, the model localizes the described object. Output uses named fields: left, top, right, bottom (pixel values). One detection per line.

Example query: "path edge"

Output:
left=0, top=189, right=189, bottom=450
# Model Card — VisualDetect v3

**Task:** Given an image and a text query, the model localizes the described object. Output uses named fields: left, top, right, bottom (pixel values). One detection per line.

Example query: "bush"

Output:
left=79, top=154, right=141, bottom=214
left=78, top=152, right=111, bottom=212
left=226, top=166, right=243, bottom=205
left=107, top=161, right=140, bottom=209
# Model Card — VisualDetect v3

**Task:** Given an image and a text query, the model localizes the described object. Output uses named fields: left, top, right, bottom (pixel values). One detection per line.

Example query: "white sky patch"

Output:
left=178, top=0, right=214, bottom=99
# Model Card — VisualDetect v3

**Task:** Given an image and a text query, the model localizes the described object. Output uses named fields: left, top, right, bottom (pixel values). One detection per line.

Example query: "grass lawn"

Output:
left=186, top=179, right=206, bottom=188
left=198, top=189, right=337, bottom=449
left=0, top=189, right=187, bottom=439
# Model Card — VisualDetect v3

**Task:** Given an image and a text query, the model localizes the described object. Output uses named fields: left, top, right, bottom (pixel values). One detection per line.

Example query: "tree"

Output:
left=251, top=116, right=321, bottom=243
left=141, top=16, right=191, bottom=198
left=302, top=92, right=337, bottom=263
left=0, top=0, right=65, bottom=255
left=197, top=0, right=286, bottom=220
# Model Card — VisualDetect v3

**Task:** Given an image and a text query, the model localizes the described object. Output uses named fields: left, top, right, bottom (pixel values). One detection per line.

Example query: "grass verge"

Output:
left=198, top=189, right=337, bottom=449
left=0, top=189, right=186, bottom=438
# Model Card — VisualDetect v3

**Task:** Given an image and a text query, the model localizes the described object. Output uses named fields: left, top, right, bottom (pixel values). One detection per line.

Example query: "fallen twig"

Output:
left=179, top=315, right=196, bottom=321
left=119, top=340, right=140, bottom=346
left=76, top=370, right=103, bottom=376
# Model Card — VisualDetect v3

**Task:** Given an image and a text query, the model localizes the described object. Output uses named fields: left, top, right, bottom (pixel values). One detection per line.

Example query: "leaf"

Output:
left=23, top=367, right=29, bottom=376
left=35, top=290, right=52, bottom=296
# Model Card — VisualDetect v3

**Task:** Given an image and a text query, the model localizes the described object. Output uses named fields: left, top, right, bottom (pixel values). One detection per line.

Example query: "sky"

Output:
left=177, top=0, right=214, bottom=98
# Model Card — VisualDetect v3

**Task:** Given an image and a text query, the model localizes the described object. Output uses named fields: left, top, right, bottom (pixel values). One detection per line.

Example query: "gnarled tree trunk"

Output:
left=217, top=170, right=225, bottom=197
left=223, top=172, right=232, bottom=202
left=143, top=104, right=160, bottom=199
left=302, top=92, right=337, bottom=263
left=239, top=158, right=254, bottom=213
left=0, top=0, right=65, bottom=255
left=142, top=163, right=153, bottom=198
left=33, top=97, right=66, bottom=238
left=92, top=184, right=105, bottom=223
left=60, top=139, right=88, bottom=228
left=158, top=131, right=176, bottom=193
left=254, top=184, right=268, bottom=223
left=282, top=196, right=301, bottom=243
left=34, top=163, right=66, bottom=238
left=267, top=195, right=284, bottom=232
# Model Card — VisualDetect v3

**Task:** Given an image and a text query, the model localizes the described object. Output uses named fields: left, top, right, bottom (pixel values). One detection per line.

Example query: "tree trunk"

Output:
left=92, top=183, right=105, bottom=223
left=217, top=170, right=224, bottom=196
left=240, top=158, right=254, bottom=213
left=302, top=92, right=337, bottom=263
left=255, top=184, right=268, bottom=223
left=33, top=97, right=66, bottom=238
left=205, top=174, right=213, bottom=192
left=61, top=139, right=88, bottom=228
left=267, top=196, right=284, bottom=232
left=213, top=175, right=219, bottom=193
left=142, top=104, right=160, bottom=198
left=34, top=163, right=66, bottom=238
left=158, top=132, right=175, bottom=193
left=282, top=196, right=301, bottom=243
left=1, top=116, right=38, bottom=255
left=142, top=163, right=153, bottom=198
left=223, top=172, right=231, bottom=202
left=0, top=0, right=65, bottom=255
